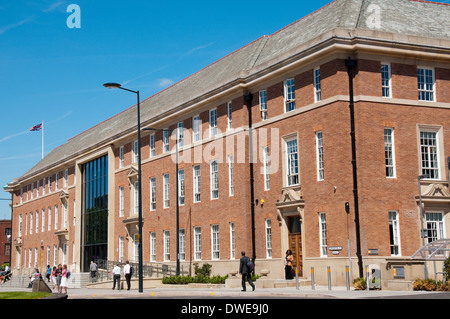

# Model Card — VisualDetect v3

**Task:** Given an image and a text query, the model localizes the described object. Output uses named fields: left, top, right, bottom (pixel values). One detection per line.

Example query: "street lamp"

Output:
left=103, top=82, right=144, bottom=292
left=418, top=174, right=429, bottom=279
left=143, top=127, right=180, bottom=276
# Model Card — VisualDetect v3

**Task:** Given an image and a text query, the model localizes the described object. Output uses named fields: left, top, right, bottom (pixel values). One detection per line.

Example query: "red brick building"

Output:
left=5, top=0, right=450, bottom=288
left=0, top=220, right=12, bottom=267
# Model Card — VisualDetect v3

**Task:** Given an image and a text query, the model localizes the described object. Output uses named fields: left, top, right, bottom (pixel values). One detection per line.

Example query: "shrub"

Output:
left=194, top=263, right=212, bottom=277
left=443, top=256, right=450, bottom=282
left=353, top=277, right=366, bottom=290
left=162, top=274, right=228, bottom=285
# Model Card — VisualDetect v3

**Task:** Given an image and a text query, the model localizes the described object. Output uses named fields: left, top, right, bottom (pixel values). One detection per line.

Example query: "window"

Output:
left=209, top=109, right=217, bottom=137
left=42, top=178, right=45, bottom=195
left=64, top=169, right=68, bottom=187
left=164, top=230, right=170, bottom=261
left=178, top=169, right=185, bottom=206
left=163, top=173, right=170, bottom=208
left=19, top=215, right=22, bottom=237
left=163, top=129, right=169, bottom=153
left=179, top=229, right=185, bottom=261
left=420, top=131, right=439, bottom=179
left=35, top=210, right=39, bottom=233
left=48, top=207, right=51, bottom=231
left=134, top=181, right=139, bottom=214
left=150, top=232, right=156, bottom=262
left=133, top=140, right=138, bottom=163
left=389, top=211, right=400, bottom=256
left=319, top=212, right=327, bottom=257
left=54, top=205, right=58, bottom=229
left=384, top=128, right=396, bottom=178
left=193, top=115, right=201, bottom=142
left=119, top=236, right=124, bottom=262
left=418, top=67, right=435, bottom=101
left=426, top=212, right=445, bottom=243
left=55, top=173, right=59, bottom=190
left=263, top=146, right=270, bottom=190
left=265, top=219, right=272, bottom=258
left=316, top=131, right=324, bottom=181
left=150, top=134, right=155, bottom=158
left=118, top=146, right=124, bottom=168
left=211, top=224, right=220, bottom=260
left=30, top=212, right=33, bottom=234
left=284, top=78, right=295, bottom=112
left=227, top=102, right=232, bottom=130
left=230, top=222, right=235, bottom=260
left=63, top=202, right=68, bottom=228
left=48, top=176, right=52, bottom=192
left=193, top=165, right=201, bottom=203
left=119, top=186, right=124, bottom=217
left=150, top=177, right=156, bottom=211
left=31, top=183, right=34, bottom=200
left=381, top=63, right=391, bottom=98
left=177, top=121, right=184, bottom=147
left=194, top=226, right=202, bottom=260
left=210, top=160, right=219, bottom=199
left=259, top=90, right=267, bottom=120
left=133, top=234, right=139, bottom=262
left=314, top=68, right=321, bottom=102
left=53, top=245, right=57, bottom=266
left=36, top=180, right=39, bottom=198
left=285, top=138, right=299, bottom=186
left=228, top=155, right=234, bottom=196
left=42, top=209, right=45, bottom=232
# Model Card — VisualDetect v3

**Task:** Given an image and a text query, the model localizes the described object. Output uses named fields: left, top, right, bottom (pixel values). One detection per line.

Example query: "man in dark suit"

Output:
left=239, top=251, right=255, bottom=291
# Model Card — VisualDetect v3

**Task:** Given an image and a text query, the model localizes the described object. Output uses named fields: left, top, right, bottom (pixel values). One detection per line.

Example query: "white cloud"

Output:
left=158, top=78, right=174, bottom=88
left=0, top=16, right=34, bottom=35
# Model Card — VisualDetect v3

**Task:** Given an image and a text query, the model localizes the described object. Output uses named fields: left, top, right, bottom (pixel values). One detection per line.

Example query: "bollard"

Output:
left=365, top=266, right=369, bottom=291
left=345, top=265, right=350, bottom=291
left=295, top=267, right=299, bottom=290
left=311, top=267, right=315, bottom=290
left=327, top=266, right=331, bottom=291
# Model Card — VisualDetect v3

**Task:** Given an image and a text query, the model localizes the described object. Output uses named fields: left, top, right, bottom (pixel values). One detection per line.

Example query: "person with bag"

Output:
left=60, top=264, right=68, bottom=294
left=284, top=250, right=294, bottom=280
left=239, top=251, right=255, bottom=292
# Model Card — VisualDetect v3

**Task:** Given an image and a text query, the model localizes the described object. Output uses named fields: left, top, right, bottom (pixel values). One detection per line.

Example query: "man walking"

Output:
left=239, top=251, right=255, bottom=291
left=124, top=260, right=131, bottom=290
left=90, top=261, right=97, bottom=282
left=112, top=264, right=121, bottom=290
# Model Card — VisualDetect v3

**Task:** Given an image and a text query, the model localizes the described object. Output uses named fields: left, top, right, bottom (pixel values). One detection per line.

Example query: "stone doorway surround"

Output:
left=276, top=185, right=305, bottom=276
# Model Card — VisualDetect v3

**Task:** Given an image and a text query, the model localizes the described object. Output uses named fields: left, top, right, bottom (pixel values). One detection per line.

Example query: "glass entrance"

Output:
left=81, top=155, right=108, bottom=271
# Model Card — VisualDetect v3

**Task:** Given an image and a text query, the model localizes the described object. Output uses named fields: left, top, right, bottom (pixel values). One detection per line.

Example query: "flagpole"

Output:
left=42, top=121, right=44, bottom=159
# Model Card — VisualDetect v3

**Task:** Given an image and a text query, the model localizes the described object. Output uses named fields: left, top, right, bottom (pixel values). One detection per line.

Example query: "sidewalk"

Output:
left=2, top=284, right=447, bottom=299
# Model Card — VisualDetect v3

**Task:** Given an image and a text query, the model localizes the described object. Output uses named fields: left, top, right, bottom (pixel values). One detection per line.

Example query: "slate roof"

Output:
left=11, top=0, right=450, bottom=184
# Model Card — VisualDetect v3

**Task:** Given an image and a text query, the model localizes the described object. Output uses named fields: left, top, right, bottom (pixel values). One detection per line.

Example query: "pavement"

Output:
left=1, top=284, right=448, bottom=299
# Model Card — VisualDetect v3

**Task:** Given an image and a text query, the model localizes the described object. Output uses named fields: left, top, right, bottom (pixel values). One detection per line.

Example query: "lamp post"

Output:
left=103, top=82, right=144, bottom=292
left=143, top=127, right=180, bottom=276
left=418, top=174, right=429, bottom=279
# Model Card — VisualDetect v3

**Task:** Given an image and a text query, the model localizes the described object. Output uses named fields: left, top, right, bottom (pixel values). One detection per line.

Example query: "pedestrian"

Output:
left=239, top=251, right=255, bottom=292
left=112, top=264, right=121, bottom=290
left=51, top=266, right=57, bottom=290
left=124, top=260, right=131, bottom=290
left=46, top=265, right=51, bottom=282
left=60, top=264, right=68, bottom=294
left=90, top=261, right=97, bottom=282
left=55, top=264, right=62, bottom=292
left=284, top=250, right=294, bottom=280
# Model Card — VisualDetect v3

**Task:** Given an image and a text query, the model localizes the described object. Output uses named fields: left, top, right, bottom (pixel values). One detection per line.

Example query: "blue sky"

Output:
left=0, top=0, right=448, bottom=219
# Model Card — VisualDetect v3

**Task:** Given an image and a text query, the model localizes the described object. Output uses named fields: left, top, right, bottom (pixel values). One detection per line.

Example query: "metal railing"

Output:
left=89, top=259, right=188, bottom=283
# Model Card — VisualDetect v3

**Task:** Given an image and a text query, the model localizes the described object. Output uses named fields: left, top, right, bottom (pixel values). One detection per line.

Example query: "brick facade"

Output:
left=5, top=0, right=450, bottom=286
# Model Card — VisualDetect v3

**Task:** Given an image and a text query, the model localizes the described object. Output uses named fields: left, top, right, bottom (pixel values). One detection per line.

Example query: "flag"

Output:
left=30, top=123, right=42, bottom=131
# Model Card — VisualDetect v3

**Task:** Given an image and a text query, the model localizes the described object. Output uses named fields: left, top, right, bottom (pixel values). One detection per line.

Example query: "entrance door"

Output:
left=288, top=216, right=302, bottom=276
